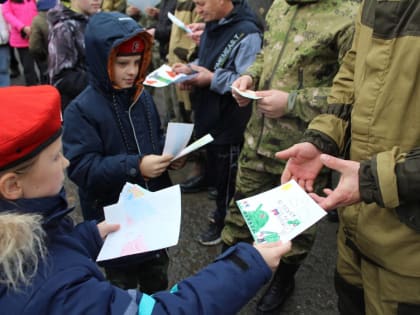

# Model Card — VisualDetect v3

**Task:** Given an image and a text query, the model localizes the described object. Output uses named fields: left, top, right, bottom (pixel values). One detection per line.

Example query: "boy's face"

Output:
left=73, top=0, right=102, bottom=16
left=112, top=55, right=142, bottom=89
left=17, top=137, right=69, bottom=199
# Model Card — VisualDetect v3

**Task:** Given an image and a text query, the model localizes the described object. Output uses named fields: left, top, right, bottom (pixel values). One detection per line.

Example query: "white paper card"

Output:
left=144, top=64, right=198, bottom=87
left=236, top=180, right=327, bottom=243
left=162, top=122, right=213, bottom=161
left=173, top=133, right=213, bottom=161
left=231, top=86, right=262, bottom=100
left=162, top=122, right=194, bottom=157
left=168, top=12, right=192, bottom=34
left=97, top=183, right=181, bottom=262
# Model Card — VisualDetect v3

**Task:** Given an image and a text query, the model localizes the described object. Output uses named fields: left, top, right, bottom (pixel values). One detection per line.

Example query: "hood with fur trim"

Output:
left=84, top=12, right=153, bottom=99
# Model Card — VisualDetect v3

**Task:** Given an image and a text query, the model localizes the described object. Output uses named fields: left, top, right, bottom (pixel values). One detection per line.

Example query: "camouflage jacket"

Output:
left=242, top=0, right=358, bottom=174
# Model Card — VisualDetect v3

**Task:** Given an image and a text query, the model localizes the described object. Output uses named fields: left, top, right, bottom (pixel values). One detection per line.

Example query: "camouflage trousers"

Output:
left=222, top=149, right=324, bottom=265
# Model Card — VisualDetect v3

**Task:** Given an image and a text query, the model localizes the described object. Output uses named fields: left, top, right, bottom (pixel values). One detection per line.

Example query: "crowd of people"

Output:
left=1, top=0, right=420, bottom=314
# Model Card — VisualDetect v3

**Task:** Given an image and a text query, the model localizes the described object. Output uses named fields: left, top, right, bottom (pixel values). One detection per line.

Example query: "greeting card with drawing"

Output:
left=236, top=180, right=326, bottom=243
left=144, top=64, right=197, bottom=88
left=97, top=183, right=181, bottom=262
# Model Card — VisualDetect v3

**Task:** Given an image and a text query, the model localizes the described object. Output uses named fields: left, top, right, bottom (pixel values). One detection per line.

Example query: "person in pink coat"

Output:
left=2, top=0, right=39, bottom=85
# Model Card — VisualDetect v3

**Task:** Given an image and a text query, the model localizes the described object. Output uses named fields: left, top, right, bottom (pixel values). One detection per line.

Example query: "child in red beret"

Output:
left=0, top=85, right=290, bottom=315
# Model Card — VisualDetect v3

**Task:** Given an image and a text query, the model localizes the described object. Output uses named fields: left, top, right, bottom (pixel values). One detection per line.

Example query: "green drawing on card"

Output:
left=257, top=231, right=280, bottom=243
left=287, top=219, right=301, bottom=226
left=243, top=203, right=269, bottom=233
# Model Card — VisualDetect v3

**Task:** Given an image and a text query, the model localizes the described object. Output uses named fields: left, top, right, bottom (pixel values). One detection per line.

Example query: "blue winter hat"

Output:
left=37, top=0, right=57, bottom=11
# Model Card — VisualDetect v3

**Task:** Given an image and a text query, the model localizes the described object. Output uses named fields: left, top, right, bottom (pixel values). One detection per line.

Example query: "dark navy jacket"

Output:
left=0, top=191, right=273, bottom=314
left=192, top=0, right=262, bottom=144
left=63, top=13, right=172, bottom=221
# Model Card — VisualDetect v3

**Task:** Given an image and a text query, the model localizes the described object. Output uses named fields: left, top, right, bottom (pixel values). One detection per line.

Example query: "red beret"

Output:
left=0, top=85, right=62, bottom=171
left=116, top=36, right=145, bottom=56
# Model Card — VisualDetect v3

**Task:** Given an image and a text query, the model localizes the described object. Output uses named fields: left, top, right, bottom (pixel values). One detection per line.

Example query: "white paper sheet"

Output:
left=236, top=180, right=327, bottom=243
left=168, top=12, right=192, bottom=34
left=162, top=122, right=213, bottom=161
left=173, top=134, right=213, bottom=161
left=231, top=86, right=262, bottom=100
left=162, top=122, right=194, bottom=156
left=97, top=183, right=181, bottom=262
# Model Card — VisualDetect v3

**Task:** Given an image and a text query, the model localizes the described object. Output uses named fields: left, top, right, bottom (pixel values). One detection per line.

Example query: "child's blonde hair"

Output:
left=0, top=213, right=46, bottom=291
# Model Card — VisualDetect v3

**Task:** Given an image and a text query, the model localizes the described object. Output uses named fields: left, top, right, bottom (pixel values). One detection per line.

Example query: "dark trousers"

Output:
left=16, top=47, right=38, bottom=85
left=9, top=45, right=19, bottom=70
left=206, top=143, right=242, bottom=225
left=105, top=250, right=169, bottom=294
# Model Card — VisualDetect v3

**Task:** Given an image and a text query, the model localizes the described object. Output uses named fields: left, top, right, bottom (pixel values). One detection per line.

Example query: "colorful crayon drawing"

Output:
left=143, top=64, right=197, bottom=88
left=242, top=203, right=269, bottom=234
left=236, top=180, right=326, bottom=243
left=97, top=183, right=181, bottom=262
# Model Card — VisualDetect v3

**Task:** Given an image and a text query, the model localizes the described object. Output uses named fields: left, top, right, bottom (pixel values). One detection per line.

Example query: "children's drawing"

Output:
left=144, top=64, right=198, bottom=87
left=97, top=183, right=181, bottom=262
left=236, top=180, right=326, bottom=243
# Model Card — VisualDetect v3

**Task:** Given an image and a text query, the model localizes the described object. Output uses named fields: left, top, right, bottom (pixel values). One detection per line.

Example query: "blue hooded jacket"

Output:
left=63, top=13, right=172, bottom=221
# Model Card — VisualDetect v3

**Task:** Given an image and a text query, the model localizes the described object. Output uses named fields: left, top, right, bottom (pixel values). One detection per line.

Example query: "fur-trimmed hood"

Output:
left=84, top=12, right=153, bottom=100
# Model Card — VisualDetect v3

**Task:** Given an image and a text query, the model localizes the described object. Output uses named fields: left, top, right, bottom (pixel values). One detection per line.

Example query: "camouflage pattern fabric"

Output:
left=222, top=0, right=359, bottom=263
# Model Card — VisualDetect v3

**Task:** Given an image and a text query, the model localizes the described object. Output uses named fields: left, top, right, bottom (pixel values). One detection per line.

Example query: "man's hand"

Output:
left=172, top=63, right=195, bottom=90
left=309, top=154, right=361, bottom=210
left=187, top=23, right=205, bottom=45
left=173, top=64, right=213, bottom=88
left=275, top=142, right=323, bottom=192
left=231, top=75, right=253, bottom=107
left=139, top=154, right=173, bottom=179
left=256, top=89, right=289, bottom=118
left=187, top=65, right=213, bottom=87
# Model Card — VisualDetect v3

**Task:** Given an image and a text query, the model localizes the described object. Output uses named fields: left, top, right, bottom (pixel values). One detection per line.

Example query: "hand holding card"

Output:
left=231, top=85, right=263, bottom=100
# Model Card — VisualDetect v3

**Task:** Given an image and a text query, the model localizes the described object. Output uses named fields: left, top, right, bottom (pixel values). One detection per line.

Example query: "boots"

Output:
left=256, top=262, right=300, bottom=314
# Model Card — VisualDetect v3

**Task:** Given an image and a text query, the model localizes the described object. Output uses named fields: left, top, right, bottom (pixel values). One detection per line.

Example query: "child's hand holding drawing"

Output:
left=97, top=221, right=120, bottom=240
left=139, top=154, right=173, bottom=179
left=254, top=241, right=292, bottom=271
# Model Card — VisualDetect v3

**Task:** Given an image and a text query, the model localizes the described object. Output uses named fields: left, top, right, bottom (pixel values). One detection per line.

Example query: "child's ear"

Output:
left=0, top=173, right=24, bottom=200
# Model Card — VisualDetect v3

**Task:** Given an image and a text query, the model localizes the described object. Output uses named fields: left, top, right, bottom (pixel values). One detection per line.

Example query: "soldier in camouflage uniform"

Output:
left=221, top=0, right=359, bottom=313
